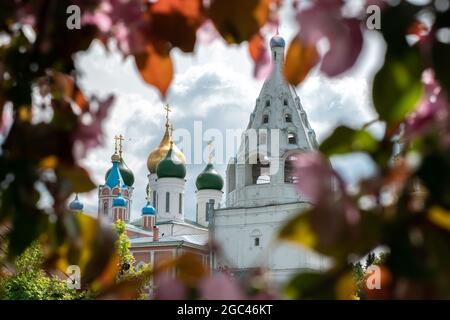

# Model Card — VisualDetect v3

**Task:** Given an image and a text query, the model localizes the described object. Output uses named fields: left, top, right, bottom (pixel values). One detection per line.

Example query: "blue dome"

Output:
left=69, top=194, right=84, bottom=211
left=141, top=201, right=156, bottom=215
left=105, top=154, right=127, bottom=189
left=270, top=34, right=285, bottom=48
left=113, top=193, right=128, bottom=207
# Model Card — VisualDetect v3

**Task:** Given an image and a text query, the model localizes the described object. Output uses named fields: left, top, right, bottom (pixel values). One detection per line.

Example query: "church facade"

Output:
left=69, top=33, right=325, bottom=292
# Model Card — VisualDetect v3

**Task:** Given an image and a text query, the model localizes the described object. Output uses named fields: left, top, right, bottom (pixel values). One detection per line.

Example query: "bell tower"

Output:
left=225, top=33, right=318, bottom=208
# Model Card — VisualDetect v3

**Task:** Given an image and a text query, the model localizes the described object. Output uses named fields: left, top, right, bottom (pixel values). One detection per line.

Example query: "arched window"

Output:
left=285, top=114, right=292, bottom=123
left=265, top=100, right=270, bottom=107
left=178, top=193, right=183, bottom=214
left=152, top=190, right=157, bottom=208
left=165, top=192, right=170, bottom=213
left=283, top=99, right=288, bottom=106
left=251, top=155, right=270, bottom=185
left=103, top=201, right=108, bottom=216
left=284, top=153, right=300, bottom=183
left=262, top=114, right=269, bottom=124
left=288, top=132, right=297, bottom=144
left=251, top=229, right=262, bottom=247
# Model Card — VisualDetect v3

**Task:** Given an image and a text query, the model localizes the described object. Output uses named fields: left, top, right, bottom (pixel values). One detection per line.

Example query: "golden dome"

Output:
left=147, top=125, right=186, bottom=173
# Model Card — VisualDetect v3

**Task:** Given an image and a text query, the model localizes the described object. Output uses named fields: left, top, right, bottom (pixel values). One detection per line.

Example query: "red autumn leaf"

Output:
left=73, top=86, right=89, bottom=111
left=249, top=32, right=264, bottom=61
left=134, top=40, right=173, bottom=97
left=208, top=0, right=271, bottom=44
left=284, top=36, right=319, bottom=85
left=149, top=0, right=205, bottom=52
left=248, top=32, right=271, bottom=79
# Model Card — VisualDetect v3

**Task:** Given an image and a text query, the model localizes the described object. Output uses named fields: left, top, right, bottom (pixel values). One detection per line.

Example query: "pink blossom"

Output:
left=405, top=69, right=449, bottom=138
left=73, top=95, right=114, bottom=160
left=153, top=273, right=187, bottom=300
left=294, top=152, right=334, bottom=204
left=296, top=0, right=363, bottom=76
left=199, top=273, right=245, bottom=300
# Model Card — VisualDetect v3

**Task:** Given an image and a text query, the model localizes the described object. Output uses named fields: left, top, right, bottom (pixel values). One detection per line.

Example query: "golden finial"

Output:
left=114, top=135, right=119, bottom=154
left=112, top=135, right=120, bottom=161
left=169, top=124, right=174, bottom=140
left=207, top=139, right=214, bottom=164
left=164, top=104, right=172, bottom=128
left=118, top=134, right=124, bottom=159
left=146, top=185, right=152, bottom=202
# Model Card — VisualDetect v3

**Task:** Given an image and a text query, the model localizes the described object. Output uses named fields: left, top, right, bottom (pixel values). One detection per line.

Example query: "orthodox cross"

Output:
left=164, top=104, right=171, bottom=127
left=113, top=135, right=119, bottom=154
left=118, top=134, right=124, bottom=158
left=207, top=139, right=215, bottom=164
left=146, top=185, right=152, bottom=202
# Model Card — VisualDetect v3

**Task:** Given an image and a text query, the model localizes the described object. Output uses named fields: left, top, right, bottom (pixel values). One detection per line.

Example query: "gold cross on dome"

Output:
left=146, top=185, right=152, bottom=202
left=164, top=104, right=172, bottom=126
left=207, top=139, right=215, bottom=164
left=118, top=134, right=124, bottom=157
left=113, top=135, right=119, bottom=154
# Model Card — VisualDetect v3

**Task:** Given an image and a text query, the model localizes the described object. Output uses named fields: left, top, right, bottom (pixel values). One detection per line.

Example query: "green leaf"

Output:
left=58, top=165, right=96, bottom=193
left=320, top=126, right=378, bottom=156
left=373, top=49, right=424, bottom=125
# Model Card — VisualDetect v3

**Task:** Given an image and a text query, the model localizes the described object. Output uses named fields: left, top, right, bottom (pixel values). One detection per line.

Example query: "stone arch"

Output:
left=287, top=131, right=297, bottom=145
left=247, top=152, right=270, bottom=185
left=103, top=200, right=108, bottom=216
left=283, top=150, right=302, bottom=183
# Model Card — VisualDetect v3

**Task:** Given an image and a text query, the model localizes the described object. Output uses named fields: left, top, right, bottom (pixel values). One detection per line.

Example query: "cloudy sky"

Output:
left=75, top=0, right=385, bottom=221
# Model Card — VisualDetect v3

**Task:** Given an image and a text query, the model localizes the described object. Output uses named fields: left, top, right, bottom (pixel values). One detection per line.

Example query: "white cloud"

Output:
left=74, top=0, right=383, bottom=221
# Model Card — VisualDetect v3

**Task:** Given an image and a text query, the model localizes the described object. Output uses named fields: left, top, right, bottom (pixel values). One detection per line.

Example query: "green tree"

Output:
left=114, top=220, right=150, bottom=299
left=0, top=242, right=85, bottom=300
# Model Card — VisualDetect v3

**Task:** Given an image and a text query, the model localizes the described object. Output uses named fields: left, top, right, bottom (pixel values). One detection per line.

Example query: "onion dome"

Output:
left=156, top=143, right=186, bottom=179
left=106, top=153, right=127, bottom=189
left=196, top=163, right=224, bottom=191
left=141, top=201, right=156, bottom=215
left=147, top=124, right=186, bottom=173
left=270, top=34, right=285, bottom=48
left=113, top=192, right=128, bottom=207
left=69, top=194, right=84, bottom=211
left=105, top=158, right=135, bottom=186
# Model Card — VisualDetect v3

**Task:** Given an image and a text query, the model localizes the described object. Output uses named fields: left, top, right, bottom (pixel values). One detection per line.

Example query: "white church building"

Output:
left=69, top=33, right=327, bottom=289
left=213, top=34, right=327, bottom=283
